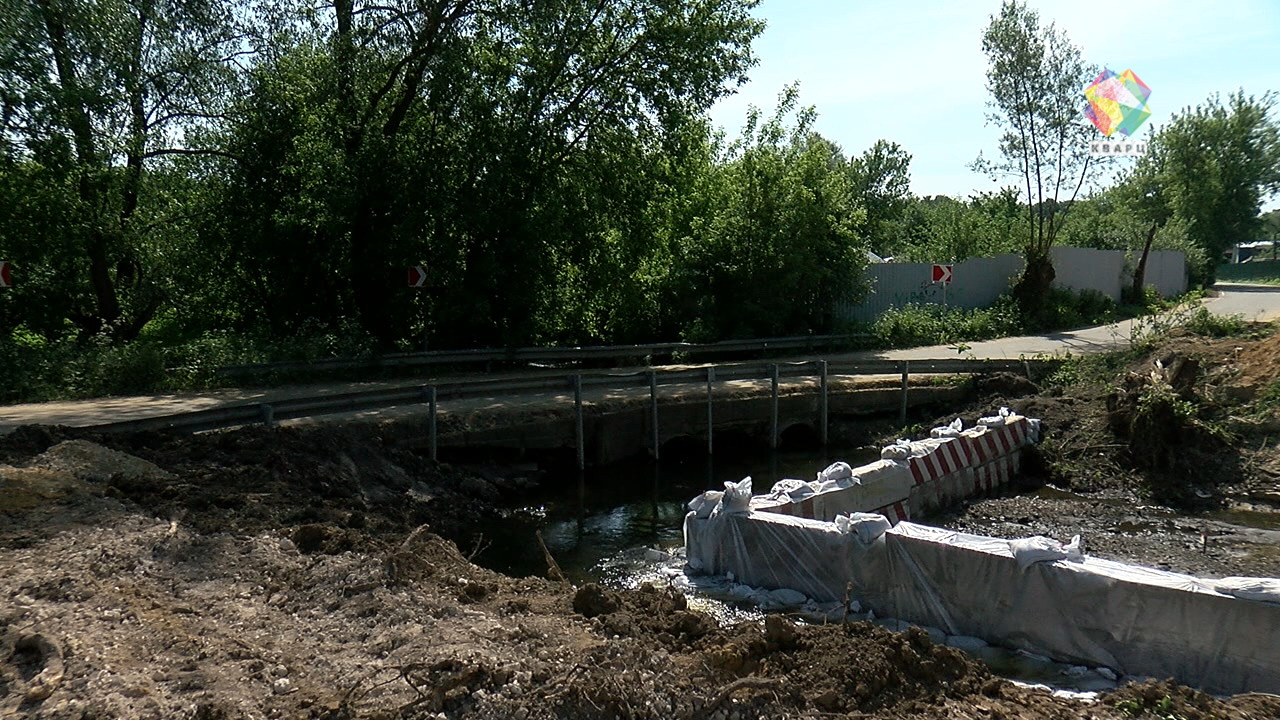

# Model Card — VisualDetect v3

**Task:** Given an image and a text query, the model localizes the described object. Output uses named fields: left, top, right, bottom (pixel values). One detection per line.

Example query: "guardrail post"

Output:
left=422, top=386, right=438, bottom=462
left=574, top=374, right=585, bottom=471
left=706, top=367, right=715, bottom=456
left=898, top=360, right=909, bottom=426
left=649, top=369, right=660, bottom=460
left=819, top=360, right=829, bottom=446
left=770, top=363, right=779, bottom=450
left=259, top=403, right=275, bottom=428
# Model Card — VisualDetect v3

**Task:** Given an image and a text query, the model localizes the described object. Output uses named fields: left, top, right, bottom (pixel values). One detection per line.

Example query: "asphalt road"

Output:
left=3, top=283, right=1278, bottom=434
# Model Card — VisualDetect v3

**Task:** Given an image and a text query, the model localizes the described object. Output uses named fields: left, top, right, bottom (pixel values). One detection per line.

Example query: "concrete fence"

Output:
left=839, top=247, right=1186, bottom=324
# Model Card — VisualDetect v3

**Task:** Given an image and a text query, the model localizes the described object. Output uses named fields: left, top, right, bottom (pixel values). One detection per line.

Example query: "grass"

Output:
left=867, top=286, right=1178, bottom=351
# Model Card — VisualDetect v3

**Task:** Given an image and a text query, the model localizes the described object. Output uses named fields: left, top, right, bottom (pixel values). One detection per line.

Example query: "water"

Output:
left=473, top=444, right=877, bottom=582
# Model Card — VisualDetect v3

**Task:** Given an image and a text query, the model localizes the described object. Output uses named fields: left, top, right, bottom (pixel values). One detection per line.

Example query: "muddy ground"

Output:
left=4, top=327, right=1280, bottom=718
left=933, top=326, right=1280, bottom=581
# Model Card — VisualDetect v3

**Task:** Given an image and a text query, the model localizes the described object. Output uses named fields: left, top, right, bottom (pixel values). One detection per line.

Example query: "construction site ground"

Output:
left=4, top=325, right=1280, bottom=718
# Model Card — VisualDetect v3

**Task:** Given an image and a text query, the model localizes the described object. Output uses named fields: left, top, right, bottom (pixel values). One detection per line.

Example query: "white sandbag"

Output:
left=946, top=635, right=989, bottom=652
left=1027, top=417, right=1042, bottom=442
left=1064, top=534, right=1084, bottom=562
left=834, top=512, right=892, bottom=544
left=644, top=548, right=671, bottom=563
left=1214, top=577, right=1280, bottom=604
left=787, top=482, right=817, bottom=500
left=817, top=461, right=854, bottom=484
left=811, top=479, right=840, bottom=494
left=768, top=479, right=808, bottom=497
left=711, top=477, right=752, bottom=516
left=1009, top=536, right=1068, bottom=569
left=687, top=490, right=723, bottom=519
left=931, top=418, right=964, bottom=438
left=881, top=441, right=912, bottom=461
left=768, top=587, right=808, bottom=607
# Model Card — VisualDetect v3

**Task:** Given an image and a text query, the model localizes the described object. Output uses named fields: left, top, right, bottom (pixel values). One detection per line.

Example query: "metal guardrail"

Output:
left=86, top=358, right=1054, bottom=454
left=213, top=333, right=875, bottom=378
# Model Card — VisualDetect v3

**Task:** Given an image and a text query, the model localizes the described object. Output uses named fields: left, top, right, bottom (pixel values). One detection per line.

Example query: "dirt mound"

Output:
left=1229, top=331, right=1280, bottom=398
left=1103, top=679, right=1280, bottom=720
left=31, top=439, right=172, bottom=483
left=25, top=423, right=513, bottom=556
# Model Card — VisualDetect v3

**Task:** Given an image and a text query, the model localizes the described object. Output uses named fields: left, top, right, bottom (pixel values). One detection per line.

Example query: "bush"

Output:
left=1180, top=306, right=1245, bottom=338
left=870, top=298, right=1023, bottom=349
left=1021, top=288, right=1117, bottom=332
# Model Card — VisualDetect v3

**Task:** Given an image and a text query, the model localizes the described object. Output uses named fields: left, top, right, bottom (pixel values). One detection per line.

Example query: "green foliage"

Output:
left=869, top=297, right=1022, bottom=349
left=973, top=0, right=1099, bottom=286
left=1115, top=694, right=1190, bottom=720
left=887, top=190, right=1024, bottom=263
left=1021, top=288, right=1117, bottom=332
left=849, top=140, right=913, bottom=255
left=1126, top=91, right=1280, bottom=284
left=671, top=85, right=870, bottom=341
left=1180, top=306, right=1246, bottom=338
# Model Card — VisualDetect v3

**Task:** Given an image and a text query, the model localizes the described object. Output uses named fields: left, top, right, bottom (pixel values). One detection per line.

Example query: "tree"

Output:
left=848, top=140, right=912, bottom=254
left=218, top=0, right=765, bottom=348
left=973, top=0, right=1098, bottom=309
left=673, top=86, right=868, bottom=340
left=1127, top=91, right=1280, bottom=283
left=886, top=191, right=1022, bottom=263
left=0, top=0, right=242, bottom=341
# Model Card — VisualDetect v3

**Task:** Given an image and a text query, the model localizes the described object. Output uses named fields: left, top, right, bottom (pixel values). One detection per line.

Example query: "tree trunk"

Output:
left=1013, top=248, right=1056, bottom=314
left=1131, top=222, right=1157, bottom=302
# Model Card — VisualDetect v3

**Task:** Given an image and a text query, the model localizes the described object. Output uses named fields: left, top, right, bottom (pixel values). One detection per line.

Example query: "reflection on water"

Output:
left=474, top=446, right=876, bottom=581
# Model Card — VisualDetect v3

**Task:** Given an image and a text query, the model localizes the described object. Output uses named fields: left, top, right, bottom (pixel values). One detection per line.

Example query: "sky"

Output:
left=707, top=0, right=1280, bottom=209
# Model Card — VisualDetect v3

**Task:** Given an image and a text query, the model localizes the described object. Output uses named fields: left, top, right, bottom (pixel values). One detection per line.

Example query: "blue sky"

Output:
left=708, top=0, right=1280, bottom=209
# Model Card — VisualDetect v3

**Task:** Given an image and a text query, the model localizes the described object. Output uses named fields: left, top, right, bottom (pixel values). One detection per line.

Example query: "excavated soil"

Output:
left=4, top=328, right=1280, bottom=717
left=932, top=326, right=1280, bottom=579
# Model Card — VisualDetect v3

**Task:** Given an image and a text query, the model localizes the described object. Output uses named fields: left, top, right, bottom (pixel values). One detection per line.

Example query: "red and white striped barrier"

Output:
left=750, top=414, right=1037, bottom=526
left=871, top=500, right=911, bottom=525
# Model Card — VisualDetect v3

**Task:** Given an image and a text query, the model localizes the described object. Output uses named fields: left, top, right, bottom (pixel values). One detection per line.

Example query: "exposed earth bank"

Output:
left=4, top=326, right=1280, bottom=718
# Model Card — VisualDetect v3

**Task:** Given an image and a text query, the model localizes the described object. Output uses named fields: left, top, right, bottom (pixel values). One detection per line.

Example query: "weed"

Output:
left=1181, top=306, right=1246, bottom=337
left=1114, top=694, right=1191, bottom=720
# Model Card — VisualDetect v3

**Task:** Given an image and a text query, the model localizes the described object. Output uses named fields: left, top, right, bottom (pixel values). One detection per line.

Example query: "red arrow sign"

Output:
left=931, top=264, right=953, bottom=284
left=0, top=261, right=10, bottom=288
left=407, top=265, right=427, bottom=288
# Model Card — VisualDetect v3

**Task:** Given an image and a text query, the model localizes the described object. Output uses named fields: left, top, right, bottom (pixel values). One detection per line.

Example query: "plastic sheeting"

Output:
left=685, top=511, right=1280, bottom=694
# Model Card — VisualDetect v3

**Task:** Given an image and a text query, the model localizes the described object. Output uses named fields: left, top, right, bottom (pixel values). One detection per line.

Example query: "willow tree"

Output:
left=973, top=0, right=1098, bottom=310
left=224, top=0, right=765, bottom=348
left=0, top=0, right=242, bottom=340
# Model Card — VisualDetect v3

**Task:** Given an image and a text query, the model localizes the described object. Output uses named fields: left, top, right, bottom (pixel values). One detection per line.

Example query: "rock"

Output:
left=272, top=678, right=293, bottom=695
left=572, top=583, right=620, bottom=618
left=764, top=615, right=797, bottom=648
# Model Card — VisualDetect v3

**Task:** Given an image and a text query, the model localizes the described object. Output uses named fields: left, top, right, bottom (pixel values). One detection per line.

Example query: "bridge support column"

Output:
left=706, top=367, right=715, bottom=455
left=819, top=360, right=828, bottom=446
left=770, top=363, right=779, bottom=450
left=574, top=374, right=585, bottom=470
left=899, top=360, right=910, bottom=426
left=649, top=370, right=660, bottom=461
left=422, top=385, right=438, bottom=461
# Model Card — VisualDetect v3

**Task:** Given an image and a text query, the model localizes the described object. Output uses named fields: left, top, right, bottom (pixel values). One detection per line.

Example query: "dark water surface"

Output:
left=472, top=444, right=877, bottom=582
